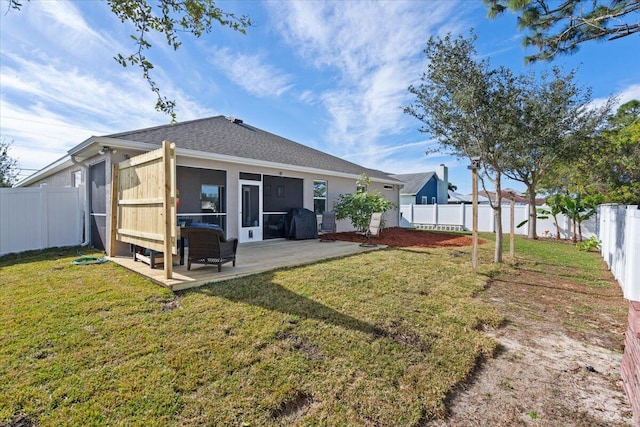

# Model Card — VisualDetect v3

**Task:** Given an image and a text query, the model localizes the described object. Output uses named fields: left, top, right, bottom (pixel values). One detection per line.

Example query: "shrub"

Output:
left=576, top=236, right=601, bottom=252
left=333, top=175, right=396, bottom=233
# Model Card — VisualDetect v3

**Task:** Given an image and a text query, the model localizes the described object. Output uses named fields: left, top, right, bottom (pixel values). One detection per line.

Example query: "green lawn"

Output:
left=0, top=235, right=615, bottom=426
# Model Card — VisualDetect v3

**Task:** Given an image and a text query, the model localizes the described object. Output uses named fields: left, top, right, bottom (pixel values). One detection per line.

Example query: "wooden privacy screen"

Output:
left=111, top=140, right=177, bottom=279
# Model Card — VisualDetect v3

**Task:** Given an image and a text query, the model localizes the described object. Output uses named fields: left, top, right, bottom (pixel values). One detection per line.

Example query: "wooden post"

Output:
left=109, top=163, right=119, bottom=257
left=509, top=197, right=515, bottom=259
left=162, top=140, right=174, bottom=280
left=472, top=168, right=478, bottom=273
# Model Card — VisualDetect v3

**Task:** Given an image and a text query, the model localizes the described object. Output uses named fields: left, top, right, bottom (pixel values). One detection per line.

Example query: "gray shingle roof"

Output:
left=106, top=116, right=398, bottom=182
left=390, top=172, right=435, bottom=194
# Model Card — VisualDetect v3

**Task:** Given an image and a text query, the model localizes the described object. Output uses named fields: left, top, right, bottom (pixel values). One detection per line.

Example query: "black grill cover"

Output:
left=287, top=208, right=318, bottom=240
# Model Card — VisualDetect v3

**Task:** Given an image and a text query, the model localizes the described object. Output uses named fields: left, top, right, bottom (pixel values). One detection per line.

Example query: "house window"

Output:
left=72, top=170, right=82, bottom=187
left=313, top=180, right=327, bottom=214
left=421, top=196, right=428, bottom=204
left=384, top=184, right=393, bottom=190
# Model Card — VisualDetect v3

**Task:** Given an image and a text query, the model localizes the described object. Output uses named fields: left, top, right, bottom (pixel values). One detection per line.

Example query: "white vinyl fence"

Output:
left=400, top=203, right=597, bottom=240
left=0, top=186, right=83, bottom=256
left=401, top=202, right=639, bottom=300
left=599, top=204, right=640, bottom=301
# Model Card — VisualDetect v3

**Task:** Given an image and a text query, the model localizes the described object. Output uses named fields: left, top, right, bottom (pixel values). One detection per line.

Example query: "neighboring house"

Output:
left=479, top=190, right=546, bottom=205
left=392, top=165, right=448, bottom=205
left=17, top=116, right=401, bottom=255
left=448, top=190, right=490, bottom=204
left=448, top=189, right=544, bottom=205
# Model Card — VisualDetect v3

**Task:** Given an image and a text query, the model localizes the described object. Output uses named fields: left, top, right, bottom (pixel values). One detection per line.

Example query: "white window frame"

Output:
left=313, top=180, right=328, bottom=214
left=72, top=170, right=82, bottom=188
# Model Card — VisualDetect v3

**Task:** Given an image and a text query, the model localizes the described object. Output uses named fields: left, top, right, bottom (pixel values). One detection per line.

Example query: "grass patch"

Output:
left=488, top=233, right=626, bottom=349
left=1, top=244, right=502, bottom=426
left=1, top=234, right=622, bottom=425
left=501, top=235, right=611, bottom=288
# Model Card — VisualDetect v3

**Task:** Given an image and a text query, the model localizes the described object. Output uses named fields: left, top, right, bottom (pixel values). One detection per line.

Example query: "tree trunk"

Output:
left=572, top=219, right=577, bottom=243
left=553, top=215, right=560, bottom=239
left=494, top=178, right=503, bottom=263
left=578, top=221, right=583, bottom=242
left=494, top=205, right=503, bottom=263
left=527, top=184, right=537, bottom=239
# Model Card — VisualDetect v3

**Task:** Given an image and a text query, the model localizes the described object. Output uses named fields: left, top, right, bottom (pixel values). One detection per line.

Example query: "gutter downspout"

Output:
left=71, top=155, right=91, bottom=246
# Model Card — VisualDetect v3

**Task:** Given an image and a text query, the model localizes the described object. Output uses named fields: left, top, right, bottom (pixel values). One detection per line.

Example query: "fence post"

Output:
left=434, top=202, right=439, bottom=226
left=600, top=205, right=608, bottom=259
left=609, top=206, right=618, bottom=270
left=624, top=206, right=640, bottom=300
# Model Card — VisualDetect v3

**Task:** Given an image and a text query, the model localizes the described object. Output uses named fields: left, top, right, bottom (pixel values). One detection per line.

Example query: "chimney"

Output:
left=436, top=164, right=448, bottom=204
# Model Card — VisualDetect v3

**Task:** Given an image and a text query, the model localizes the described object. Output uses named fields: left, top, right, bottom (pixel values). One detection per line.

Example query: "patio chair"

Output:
left=360, top=212, right=382, bottom=247
left=181, top=227, right=238, bottom=272
left=318, top=211, right=337, bottom=242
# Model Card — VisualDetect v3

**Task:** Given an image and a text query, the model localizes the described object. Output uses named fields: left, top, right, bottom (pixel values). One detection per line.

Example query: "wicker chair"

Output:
left=181, top=227, right=238, bottom=272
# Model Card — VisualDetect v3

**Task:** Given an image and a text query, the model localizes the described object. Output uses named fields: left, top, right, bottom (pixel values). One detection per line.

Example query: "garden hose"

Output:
left=71, top=256, right=109, bottom=266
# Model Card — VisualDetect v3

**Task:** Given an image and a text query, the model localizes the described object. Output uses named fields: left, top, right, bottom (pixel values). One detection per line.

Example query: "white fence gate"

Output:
left=0, top=187, right=83, bottom=256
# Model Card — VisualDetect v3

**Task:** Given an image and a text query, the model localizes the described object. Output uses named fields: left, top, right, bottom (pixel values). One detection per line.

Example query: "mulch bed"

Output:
left=324, top=227, right=480, bottom=248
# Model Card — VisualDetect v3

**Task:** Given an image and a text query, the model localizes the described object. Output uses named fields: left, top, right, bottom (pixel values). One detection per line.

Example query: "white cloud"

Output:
left=590, top=82, right=640, bottom=110
left=0, top=55, right=213, bottom=173
left=36, top=1, right=112, bottom=48
left=211, top=48, right=294, bottom=98
left=343, top=139, right=439, bottom=160
left=298, top=90, right=317, bottom=104
left=0, top=99, right=102, bottom=173
left=267, top=0, right=465, bottom=166
left=1, top=0, right=120, bottom=64
left=616, top=83, right=640, bottom=105
left=0, top=0, right=221, bottom=178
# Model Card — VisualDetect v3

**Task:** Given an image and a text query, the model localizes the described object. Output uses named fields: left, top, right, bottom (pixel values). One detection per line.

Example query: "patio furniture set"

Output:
left=132, top=212, right=382, bottom=272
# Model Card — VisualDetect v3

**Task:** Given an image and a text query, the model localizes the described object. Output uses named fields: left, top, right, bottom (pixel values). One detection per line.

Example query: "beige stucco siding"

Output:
left=27, top=166, right=83, bottom=188
left=177, top=155, right=400, bottom=236
left=23, top=149, right=399, bottom=255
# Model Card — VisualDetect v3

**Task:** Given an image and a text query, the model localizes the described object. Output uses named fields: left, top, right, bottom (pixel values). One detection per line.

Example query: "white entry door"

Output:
left=238, top=180, right=262, bottom=243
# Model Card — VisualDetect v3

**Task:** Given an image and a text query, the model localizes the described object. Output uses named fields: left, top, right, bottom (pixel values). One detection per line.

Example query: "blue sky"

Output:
left=1, top=0, right=638, bottom=193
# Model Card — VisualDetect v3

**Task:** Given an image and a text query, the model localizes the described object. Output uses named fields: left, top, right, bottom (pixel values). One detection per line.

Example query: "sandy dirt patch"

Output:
left=330, top=228, right=632, bottom=426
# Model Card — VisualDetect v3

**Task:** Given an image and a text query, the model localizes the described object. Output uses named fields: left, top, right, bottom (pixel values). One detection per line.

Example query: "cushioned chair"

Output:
left=318, top=211, right=337, bottom=242
left=360, top=212, right=382, bottom=247
left=181, top=227, right=238, bottom=272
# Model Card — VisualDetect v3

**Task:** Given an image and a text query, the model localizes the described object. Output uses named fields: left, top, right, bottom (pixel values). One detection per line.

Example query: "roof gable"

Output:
left=106, top=116, right=397, bottom=182
left=391, top=172, right=436, bottom=195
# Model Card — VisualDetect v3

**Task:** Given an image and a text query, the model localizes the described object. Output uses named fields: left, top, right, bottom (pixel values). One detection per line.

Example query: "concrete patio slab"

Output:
left=109, top=238, right=384, bottom=291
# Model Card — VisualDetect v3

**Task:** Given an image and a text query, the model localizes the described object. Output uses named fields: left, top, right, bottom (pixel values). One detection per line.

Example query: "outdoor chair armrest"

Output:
left=219, top=238, right=238, bottom=258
